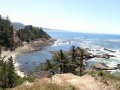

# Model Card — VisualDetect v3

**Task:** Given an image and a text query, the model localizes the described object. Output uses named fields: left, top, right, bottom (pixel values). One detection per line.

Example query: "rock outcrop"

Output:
left=104, top=48, right=116, bottom=53
left=13, top=29, right=22, bottom=48
left=75, top=47, right=94, bottom=60
left=92, top=63, right=117, bottom=70
left=75, top=47, right=115, bottom=60
left=94, top=54, right=115, bottom=59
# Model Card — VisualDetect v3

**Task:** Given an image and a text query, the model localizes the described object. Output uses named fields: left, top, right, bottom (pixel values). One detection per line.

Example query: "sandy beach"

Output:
left=1, top=38, right=55, bottom=77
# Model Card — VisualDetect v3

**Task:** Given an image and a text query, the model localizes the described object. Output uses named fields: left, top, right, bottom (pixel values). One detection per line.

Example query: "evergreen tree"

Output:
left=45, top=59, right=52, bottom=70
left=59, top=49, right=64, bottom=73
left=0, top=15, right=14, bottom=50
left=38, top=47, right=85, bottom=75
left=0, top=46, right=1, bottom=56
left=71, top=45, right=76, bottom=62
left=0, top=61, right=7, bottom=89
left=79, top=49, right=84, bottom=76
left=7, top=56, right=15, bottom=88
left=17, top=26, right=51, bottom=42
left=3, top=61, right=7, bottom=89
left=59, top=49, right=69, bottom=73
left=75, top=48, right=84, bottom=76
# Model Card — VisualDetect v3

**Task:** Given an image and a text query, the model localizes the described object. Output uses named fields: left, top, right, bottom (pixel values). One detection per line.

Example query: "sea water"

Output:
left=16, top=29, right=120, bottom=76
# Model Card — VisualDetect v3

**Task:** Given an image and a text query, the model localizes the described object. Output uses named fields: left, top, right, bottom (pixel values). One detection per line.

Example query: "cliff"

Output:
left=13, top=29, right=23, bottom=48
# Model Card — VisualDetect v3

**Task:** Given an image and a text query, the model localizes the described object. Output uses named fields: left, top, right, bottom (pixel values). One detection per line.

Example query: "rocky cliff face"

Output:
left=13, top=29, right=23, bottom=48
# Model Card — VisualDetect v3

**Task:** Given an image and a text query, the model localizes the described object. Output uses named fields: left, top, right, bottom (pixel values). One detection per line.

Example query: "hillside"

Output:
left=10, top=73, right=115, bottom=90
left=0, top=15, right=51, bottom=50
left=11, top=22, right=25, bottom=29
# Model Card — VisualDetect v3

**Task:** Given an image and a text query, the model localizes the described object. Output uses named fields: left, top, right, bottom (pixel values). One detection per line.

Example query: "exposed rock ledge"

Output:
left=92, top=63, right=118, bottom=70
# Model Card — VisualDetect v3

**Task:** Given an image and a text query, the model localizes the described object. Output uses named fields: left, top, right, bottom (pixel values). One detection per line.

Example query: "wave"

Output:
left=52, top=39, right=74, bottom=46
left=14, top=63, right=25, bottom=77
left=104, top=39, right=120, bottom=42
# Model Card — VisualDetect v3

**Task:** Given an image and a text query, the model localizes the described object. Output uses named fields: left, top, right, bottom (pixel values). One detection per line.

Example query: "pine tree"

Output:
left=7, top=56, right=15, bottom=88
left=3, top=61, right=7, bottom=89
left=0, top=15, right=21, bottom=50
left=0, top=46, right=1, bottom=56
left=71, top=45, right=76, bottom=62
left=45, top=59, right=52, bottom=70
left=59, top=49, right=63, bottom=73
left=59, top=49, right=68, bottom=73
left=0, top=61, right=7, bottom=89
left=75, top=48, right=84, bottom=76
left=79, top=49, right=84, bottom=76
left=0, top=15, right=14, bottom=50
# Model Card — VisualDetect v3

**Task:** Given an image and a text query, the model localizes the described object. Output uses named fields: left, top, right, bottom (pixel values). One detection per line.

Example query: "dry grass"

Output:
left=87, top=69, right=120, bottom=90
left=8, top=72, right=117, bottom=90
left=8, top=77, right=76, bottom=90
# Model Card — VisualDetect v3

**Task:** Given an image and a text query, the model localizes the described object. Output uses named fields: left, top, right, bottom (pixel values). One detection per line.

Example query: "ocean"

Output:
left=16, top=29, right=120, bottom=76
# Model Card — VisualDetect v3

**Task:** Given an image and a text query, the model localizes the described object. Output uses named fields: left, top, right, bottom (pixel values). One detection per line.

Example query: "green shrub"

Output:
left=17, top=76, right=35, bottom=85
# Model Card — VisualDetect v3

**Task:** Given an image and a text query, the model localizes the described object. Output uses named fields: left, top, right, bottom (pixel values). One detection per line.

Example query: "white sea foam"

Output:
left=52, top=39, right=73, bottom=46
left=106, top=61, right=118, bottom=67
left=14, top=62, right=25, bottom=77
left=52, top=39, right=63, bottom=46
left=1, top=51, right=25, bottom=77
left=16, top=70, right=25, bottom=78
left=83, top=41, right=120, bottom=70
left=74, top=37, right=83, bottom=40
left=104, top=39, right=120, bottom=42
left=107, top=69, right=120, bottom=74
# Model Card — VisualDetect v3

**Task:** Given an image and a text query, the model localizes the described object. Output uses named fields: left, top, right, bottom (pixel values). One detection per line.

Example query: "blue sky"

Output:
left=0, top=0, right=120, bottom=34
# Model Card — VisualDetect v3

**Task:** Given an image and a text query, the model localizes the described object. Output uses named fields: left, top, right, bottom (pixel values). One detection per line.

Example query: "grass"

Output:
left=86, top=69, right=120, bottom=90
left=8, top=78, right=77, bottom=90
left=8, top=69, right=120, bottom=90
left=16, top=76, right=35, bottom=85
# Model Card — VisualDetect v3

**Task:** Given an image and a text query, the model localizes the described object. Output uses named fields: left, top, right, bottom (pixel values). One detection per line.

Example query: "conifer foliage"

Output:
left=7, top=56, right=16, bottom=88
left=0, top=15, right=14, bottom=50
left=38, top=46, right=85, bottom=76
left=0, top=15, right=51, bottom=50
left=0, top=49, right=18, bottom=89
left=17, top=25, right=51, bottom=43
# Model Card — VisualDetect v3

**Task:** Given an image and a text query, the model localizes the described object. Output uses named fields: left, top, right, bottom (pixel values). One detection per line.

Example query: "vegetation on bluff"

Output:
left=17, top=25, right=51, bottom=43
left=0, top=15, right=15, bottom=50
left=0, top=15, right=51, bottom=50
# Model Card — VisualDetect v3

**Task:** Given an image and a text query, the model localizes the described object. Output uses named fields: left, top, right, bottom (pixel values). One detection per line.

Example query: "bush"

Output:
left=17, top=76, right=35, bottom=85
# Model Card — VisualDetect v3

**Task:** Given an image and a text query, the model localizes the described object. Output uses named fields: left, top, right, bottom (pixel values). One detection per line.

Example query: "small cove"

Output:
left=16, top=29, right=120, bottom=76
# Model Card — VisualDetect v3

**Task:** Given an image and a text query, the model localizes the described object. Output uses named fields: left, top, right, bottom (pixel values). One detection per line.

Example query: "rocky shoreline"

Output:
left=50, top=47, right=120, bottom=72
left=2, top=38, right=119, bottom=78
left=15, top=38, right=56, bottom=53
left=1, top=38, right=56, bottom=77
left=79, top=48, right=120, bottom=71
